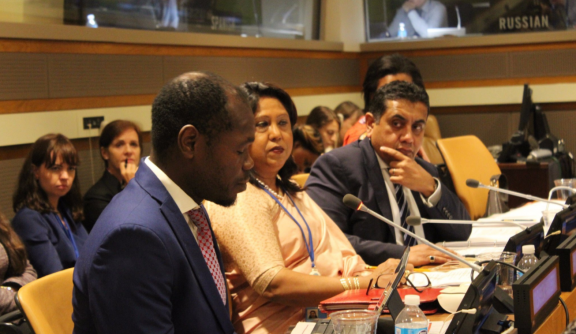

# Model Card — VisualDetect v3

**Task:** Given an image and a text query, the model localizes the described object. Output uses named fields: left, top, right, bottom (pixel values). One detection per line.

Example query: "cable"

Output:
left=470, top=260, right=525, bottom=281
left=559, top=296, right=569, bottom=328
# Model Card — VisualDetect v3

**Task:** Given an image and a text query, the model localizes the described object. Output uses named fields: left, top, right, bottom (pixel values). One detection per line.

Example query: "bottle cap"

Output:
left=404, top=295, right=420, bottom=306
left=522, top=244, right=535, bottom=254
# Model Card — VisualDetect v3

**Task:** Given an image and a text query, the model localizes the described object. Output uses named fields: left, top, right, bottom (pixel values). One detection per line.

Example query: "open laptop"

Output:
left=311, top=246, right=410, bottom=334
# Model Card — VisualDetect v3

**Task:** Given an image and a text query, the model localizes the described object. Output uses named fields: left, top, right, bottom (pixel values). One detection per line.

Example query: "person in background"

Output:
left=292, top=124, right=324, bottom=174
left=306, top=81, right=470, bottom=267
left=205, top=82, right=403, bottom=334
left=343, top=54, right=425, bottom=146
left=306, top=106, right=340, bottom=152
left=12, top=134, right=87, bottom=278
left=334, top=101, right=362, bottom=147
left=0, top=210, right=36, bottom=315
left=83, top=120, right=142, bottom=232
left=387, top=0, right=448, bottom=38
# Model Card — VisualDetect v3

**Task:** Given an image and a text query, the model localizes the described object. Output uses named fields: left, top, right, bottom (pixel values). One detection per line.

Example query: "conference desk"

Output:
left=424, top=285, right=576, bottom=333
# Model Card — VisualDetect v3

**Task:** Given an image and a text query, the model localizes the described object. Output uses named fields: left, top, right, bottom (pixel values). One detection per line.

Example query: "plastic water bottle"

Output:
left=395, top=295, right=428, bottom=334
left=517, top=245, right=538, bottom=279
left=398, top=23, right=407, bottom=38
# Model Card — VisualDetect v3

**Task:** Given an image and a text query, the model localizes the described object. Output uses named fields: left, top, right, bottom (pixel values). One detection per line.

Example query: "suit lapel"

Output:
left=137, top=163, right=234, bottom=333
left=360, top=139, right=396, bottom=237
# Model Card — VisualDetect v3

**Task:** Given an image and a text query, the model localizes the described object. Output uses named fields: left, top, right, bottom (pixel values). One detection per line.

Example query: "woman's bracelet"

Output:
left=340, top=278, right=350, bottom=290
left=340, top=277, right=360, bottom=290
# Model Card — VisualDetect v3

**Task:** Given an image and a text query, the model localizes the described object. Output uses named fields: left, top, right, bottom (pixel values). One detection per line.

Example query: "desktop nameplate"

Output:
left=556, top=233, right=576, bottom=291
left=513, top=256, right=561, bottom=334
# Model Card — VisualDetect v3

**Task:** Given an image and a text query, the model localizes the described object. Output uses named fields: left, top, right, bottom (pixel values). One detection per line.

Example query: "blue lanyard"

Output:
left=259, top=186, right=316, bottom=269
left=56, top=214, right=80, bottom=259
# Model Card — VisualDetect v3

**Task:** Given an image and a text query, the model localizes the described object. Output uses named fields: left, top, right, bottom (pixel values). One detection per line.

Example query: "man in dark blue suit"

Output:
left=73, top=72, right=255, bottom=334
left=306, top=81, right=471, bottom=267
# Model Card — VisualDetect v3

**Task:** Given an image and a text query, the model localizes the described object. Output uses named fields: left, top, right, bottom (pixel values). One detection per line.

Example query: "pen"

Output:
left=366, top=278, right=373, bottom=295
left=502, top=219, right=537, bottom=222
left=365, top=265, right=377, bottom=270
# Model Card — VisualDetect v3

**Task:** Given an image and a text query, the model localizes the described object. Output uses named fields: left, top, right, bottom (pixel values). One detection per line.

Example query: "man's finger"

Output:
left=380, top=146, right=408, bottom=161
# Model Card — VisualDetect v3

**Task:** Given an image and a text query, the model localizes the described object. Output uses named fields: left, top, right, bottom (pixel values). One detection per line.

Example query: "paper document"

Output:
left=291, top=322, right=315, bottom=334
left=429, top=321, right=448, bottom=334
left=410, top=268, right=476, bottom=287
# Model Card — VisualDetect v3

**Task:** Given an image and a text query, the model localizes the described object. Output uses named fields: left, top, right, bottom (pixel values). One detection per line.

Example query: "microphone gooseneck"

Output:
left=466, top=179, right=569, bottom=209
left=342, top=194, right=482, bottom=272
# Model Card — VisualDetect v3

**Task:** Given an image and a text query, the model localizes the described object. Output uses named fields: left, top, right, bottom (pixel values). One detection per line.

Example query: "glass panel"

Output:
left=365, top=0, right=575, bottom=41
left=0, top=0, right=320, bottom=40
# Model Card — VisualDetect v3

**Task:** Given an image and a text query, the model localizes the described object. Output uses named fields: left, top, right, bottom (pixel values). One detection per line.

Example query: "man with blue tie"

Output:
left=72, top=72, right=255, bottom=334
left=306, top=81, right=471, bottom=267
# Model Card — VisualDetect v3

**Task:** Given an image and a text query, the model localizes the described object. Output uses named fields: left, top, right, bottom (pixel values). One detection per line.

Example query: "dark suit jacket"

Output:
left=72, top=161, right=234, bottom=334
left=83, top=170, right=122, bottom=232
left=306, top=138, right=471, bottom=265
left=12, top=206, right=87, bottom=278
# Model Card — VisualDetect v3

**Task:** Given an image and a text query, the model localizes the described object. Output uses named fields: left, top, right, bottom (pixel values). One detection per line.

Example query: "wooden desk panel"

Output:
left=498, top=162, right=555, bottom=209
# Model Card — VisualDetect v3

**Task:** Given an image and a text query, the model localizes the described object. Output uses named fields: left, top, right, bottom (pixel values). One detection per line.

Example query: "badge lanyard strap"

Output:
left=56, top=213, right=80, bottom=259
left=259, top=186, right=316, bottom=269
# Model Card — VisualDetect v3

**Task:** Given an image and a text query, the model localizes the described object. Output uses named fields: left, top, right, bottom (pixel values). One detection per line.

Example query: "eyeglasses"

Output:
left=367, top=272, right=432, bottom=295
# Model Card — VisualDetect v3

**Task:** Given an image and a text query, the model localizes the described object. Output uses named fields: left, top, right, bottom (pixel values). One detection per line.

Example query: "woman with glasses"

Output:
left=12, top=134, right=87, bottom=277
left=205, top=82, right=406, bottom=334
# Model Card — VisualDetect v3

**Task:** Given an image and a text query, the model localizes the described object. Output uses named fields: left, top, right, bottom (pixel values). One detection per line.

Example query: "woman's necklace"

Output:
left=254, top=176, right=283, bottom=198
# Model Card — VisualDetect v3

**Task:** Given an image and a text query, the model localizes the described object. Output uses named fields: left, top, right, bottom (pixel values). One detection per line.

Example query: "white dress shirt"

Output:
left=145, top=157, right=200, bottom=241
left=374, top=150, right=442, bottom=245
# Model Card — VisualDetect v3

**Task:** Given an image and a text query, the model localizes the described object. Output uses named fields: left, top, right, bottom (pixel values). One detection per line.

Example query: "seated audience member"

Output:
left=306, top=106, right=340, bottom=152
left=343, top=54, right=424, bottom=146
left=292, top=124, right=324, bottom=174
left=12, top=134, right=87, bottom=278
left=83, top=120, right=142, bottom=232
left=0, top=211, right=36, bottom=315
left=306, top=81, right=471, bottom=267
left=205, top=82, right=403, bottom=334
left=388, top=0, right=448, bottom=38
left=334, top=101, right=362, bottom=147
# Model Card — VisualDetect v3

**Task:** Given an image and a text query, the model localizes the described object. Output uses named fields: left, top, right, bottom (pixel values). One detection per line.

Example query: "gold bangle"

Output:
left=354, top=277, right=360, bottom=290
left=340, top=278, right=350, bottom=291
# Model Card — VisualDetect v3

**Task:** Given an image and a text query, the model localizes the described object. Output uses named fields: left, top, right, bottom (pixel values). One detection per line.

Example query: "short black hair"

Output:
left=368, top=81, right=429, bottom=122
left=151, top=72, right=248, bottom=161
left=362, top=54, right=424, bottom=110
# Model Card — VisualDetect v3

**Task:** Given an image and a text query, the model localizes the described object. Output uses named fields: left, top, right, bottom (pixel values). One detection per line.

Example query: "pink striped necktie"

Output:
left=186, top=208, right=227, bottom=304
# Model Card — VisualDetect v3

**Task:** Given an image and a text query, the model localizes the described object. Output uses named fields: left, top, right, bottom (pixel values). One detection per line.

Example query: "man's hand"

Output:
left=381, top=146, right=436, bottom=197
left=408, top=244, right=459, bottom=267
left=119, top=160, right=138, bottom=185
left=402, top=1, right=417, bottom=12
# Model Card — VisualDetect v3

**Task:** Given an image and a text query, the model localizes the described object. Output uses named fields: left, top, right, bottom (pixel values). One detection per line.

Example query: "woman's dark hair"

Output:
left=306, top=106, right=339, bottom=131
left=334, top=101, right=362, bottom=122
left=362, top=54, right=424, bottom=110
left=99, top=120, right=143, bottom=167
left=0, top=211, right=27, bottom=278
left=13, top=133, right=84, bottom=222
left=293, top=124, right=324, bottom=156
left=240, top=82, right=302, bottom=195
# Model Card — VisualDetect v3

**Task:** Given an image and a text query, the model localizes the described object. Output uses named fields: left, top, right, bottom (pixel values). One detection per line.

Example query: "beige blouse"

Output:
left=205, top=183, right=366, bottom=334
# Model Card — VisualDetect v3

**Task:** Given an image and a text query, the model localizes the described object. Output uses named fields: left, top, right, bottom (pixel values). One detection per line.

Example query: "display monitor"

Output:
left=444, top=262, right=504, bottom=334
left=542, top=205, right=576, bottom=256
left=513, top=256, right=561, bottom=334
left=504, top=222, right=544, bottom=265
left=556, top=233, right=576, bottom=291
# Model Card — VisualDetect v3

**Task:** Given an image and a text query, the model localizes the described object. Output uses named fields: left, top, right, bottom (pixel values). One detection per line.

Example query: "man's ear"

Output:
left=365, top=112, right=376, bottom=138
left=178, top=125, right=200, bottom=159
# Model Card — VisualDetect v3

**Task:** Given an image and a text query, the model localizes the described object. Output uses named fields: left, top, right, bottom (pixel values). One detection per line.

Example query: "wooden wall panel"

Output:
left=0, top=53, right=48, bottom=100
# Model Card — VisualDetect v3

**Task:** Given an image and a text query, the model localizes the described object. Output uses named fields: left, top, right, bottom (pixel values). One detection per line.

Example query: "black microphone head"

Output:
left=406, top=216, right=422, bottom=226
left=466, top=179, right=480, bottom=188
left=343, top=194, right=362, bottom=210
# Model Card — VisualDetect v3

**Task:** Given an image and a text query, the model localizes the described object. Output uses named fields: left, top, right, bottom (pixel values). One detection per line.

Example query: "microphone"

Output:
left=466, top=179, right=569, bottom=209
left=342, top=194, right=482, bottom=272
left=406, top=216, right=526, bottom=230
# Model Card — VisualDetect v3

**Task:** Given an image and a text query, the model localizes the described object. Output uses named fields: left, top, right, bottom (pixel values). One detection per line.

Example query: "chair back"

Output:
left=436, top=135, right=502, bottom=220
left=291, top=173, right=309, bottom=188
left=422, top=115, right=445, bottom=165
left=16, top=268, right=74, bottom=334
